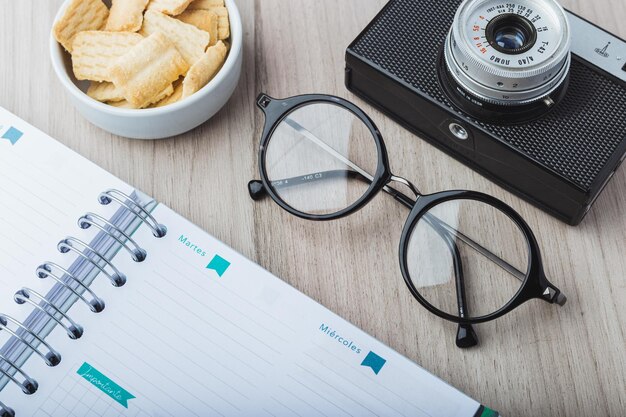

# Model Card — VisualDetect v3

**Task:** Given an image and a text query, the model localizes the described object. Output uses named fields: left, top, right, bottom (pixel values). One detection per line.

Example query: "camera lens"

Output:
left=486, top=14, right=537, bottom=54
left=443, top=0, right=571, bottom=107
left=496, top=28, right=525, bottom=49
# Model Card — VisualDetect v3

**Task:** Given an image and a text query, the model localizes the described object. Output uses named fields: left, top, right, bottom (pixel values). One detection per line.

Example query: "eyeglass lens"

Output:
left=406, top=199, right=531, bottom=319
left=264, top=103, right=379, bottom=216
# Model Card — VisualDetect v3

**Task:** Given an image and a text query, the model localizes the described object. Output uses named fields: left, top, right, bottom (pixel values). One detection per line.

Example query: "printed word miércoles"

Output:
left=319, top=324, right=362, bottom=354
left=178, top=234, right=207, bottom=257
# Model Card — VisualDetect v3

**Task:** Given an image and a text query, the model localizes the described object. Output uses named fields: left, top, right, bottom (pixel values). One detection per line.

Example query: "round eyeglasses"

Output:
left=248, top=93, right=567, bottom=348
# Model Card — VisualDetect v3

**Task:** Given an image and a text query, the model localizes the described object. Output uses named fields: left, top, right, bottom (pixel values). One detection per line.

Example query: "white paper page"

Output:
left=7, top=204, right=481, bottom=417
left=0, top=108, right=138, bottom=398
left=0, top=108, right=135, bottom=315
left=0, top=107, right=488, bottom=417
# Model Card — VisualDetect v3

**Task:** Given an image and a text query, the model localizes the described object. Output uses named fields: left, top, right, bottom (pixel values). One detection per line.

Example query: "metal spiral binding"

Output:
left=14, top=289, right=83, bottom=340
left=0, top=315, right=61, bottom=367
left=99, top=189, right=168, bottom=238
left=0, top=399, right=15, bottom=417
left=0, top=189, right=165, bottom=407
left=57, top=237, right=127, bottom=287
left=0, top=353, right=38, bottom=395
left=78, top=213, right=147, bottom=262
left=36, top=263, right=106, bottom=313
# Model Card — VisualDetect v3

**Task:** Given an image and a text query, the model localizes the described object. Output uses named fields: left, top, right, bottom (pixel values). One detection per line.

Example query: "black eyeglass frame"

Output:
left=256, top=93, right=394, bottom=221
left=253, top=93, right=565, bottom=330
left=399, top=190, right=556, bottom=324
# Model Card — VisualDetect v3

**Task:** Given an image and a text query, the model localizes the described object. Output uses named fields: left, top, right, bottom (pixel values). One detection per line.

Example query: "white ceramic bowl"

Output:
left=50, top=0, right=243, bottom=139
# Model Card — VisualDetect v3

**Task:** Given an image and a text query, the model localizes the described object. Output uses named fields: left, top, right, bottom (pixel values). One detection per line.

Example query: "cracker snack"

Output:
left=188, top=0, right=224, bottom=9
left=87, top=82, right=125, bottom=102
left=72, top=31, right=143, bottom=82
left=56, top=0, right=232, bottom=110
left=177, top=10, right=219, bottom=45
left=108, top=100, right=139, bottom=109
left=140, top=10, right=211, bottom=66
left=147, top=0, right=194, bottom=16
left=110, top=32, right=188, bottom=108
left=212, top=7, right=230, bottom=39
left=105, top=0, right=149, bottom=32
left=154, top=80, right=185, bottom=107
left=183, top=41, right=227, bottom=98
left=187, top=0, right=230, bottom=39
left=109, top=84, right=176, bottom=108
left=53, top=0, right=109, bottom=52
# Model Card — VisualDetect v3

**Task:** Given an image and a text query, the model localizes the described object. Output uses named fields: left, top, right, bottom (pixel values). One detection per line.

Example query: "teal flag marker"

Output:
left=361, top=351, right=386, bottom=375
left=479, top=406, right=499, bottom=417
left=1, top=127, right=23, bottom=145
left=77, top=362, right=135, bottom=408
left=207, top=254, right=230, bottom=277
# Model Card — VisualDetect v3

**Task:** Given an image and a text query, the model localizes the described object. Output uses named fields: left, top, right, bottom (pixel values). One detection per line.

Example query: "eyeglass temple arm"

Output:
left=252, top=116, right=564, bottom=294
left=446, top=232, right=479, bottom=348
left=249, top=173, right=422, bottom=219
left=425, top=214, right=479, bottom=347
left=248, top=170, right=364, bottom=200
left=250, top=169, right=566, bottom=291
left=251, top=128, right=567, bottom=305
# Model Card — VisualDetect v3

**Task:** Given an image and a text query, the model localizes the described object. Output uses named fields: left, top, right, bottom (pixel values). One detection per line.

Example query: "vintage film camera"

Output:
left=346, top=0, right=626, bottom=225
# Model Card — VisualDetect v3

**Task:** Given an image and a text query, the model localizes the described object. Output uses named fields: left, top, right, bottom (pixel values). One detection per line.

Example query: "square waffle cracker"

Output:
left=177, top=10, right=218, bottom=45
left=105, top=0, right=150, bottom=32
left=141, top=10, right=211, bottom=65
left=53, top=0, right=109, bottom=52
left=110, top=32, right=188, bottom=108
left=72, top=31, right=144, bottom=82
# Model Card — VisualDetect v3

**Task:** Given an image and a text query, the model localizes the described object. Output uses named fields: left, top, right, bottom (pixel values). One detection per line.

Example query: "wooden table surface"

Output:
left=1, top=0, right=625, bottom=416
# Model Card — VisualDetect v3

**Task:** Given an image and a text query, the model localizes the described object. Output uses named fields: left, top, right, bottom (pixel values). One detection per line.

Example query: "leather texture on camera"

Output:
left=350, top=0, right=626, bottom=190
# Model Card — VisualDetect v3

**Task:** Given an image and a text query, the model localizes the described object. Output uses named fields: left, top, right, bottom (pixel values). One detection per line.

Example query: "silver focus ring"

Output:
left=444, top=0, right=571, bottom=105
left=448, top=28, right=570, bottom=81
left=444, top=37, right=571, bottom=105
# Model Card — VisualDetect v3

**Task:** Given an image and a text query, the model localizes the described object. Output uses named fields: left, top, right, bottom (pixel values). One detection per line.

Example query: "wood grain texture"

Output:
left=0, top=0, right=625, bottom=415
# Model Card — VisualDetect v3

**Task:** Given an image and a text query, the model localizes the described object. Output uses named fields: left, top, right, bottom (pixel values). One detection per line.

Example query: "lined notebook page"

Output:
left=1, top=107, right=483, bottom=416
left=0, top=108, right=139, bottom=402
left=0, top=109, right=133, bottom=326
left=8, top=204, right=480, bottom=417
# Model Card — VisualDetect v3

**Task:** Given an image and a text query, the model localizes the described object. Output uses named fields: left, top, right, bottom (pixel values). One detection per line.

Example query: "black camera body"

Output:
left=345, top=0, right=626, bottom=225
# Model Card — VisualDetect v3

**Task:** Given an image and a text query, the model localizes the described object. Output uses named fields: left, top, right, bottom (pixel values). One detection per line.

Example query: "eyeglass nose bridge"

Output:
left=386, top=175, right=422, bottom=198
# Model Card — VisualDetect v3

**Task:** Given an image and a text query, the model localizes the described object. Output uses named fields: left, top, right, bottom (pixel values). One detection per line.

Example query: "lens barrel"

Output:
left=443, top=0, right=571, bottom=108
left=486, top=13, right=537, bottom=54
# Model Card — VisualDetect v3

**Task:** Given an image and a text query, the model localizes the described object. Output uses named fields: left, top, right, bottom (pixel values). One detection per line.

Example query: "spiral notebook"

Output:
left=0, top=107, right=497, bottom=417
